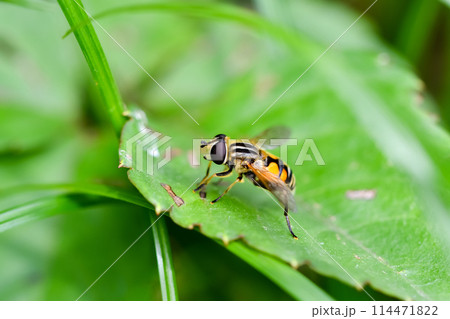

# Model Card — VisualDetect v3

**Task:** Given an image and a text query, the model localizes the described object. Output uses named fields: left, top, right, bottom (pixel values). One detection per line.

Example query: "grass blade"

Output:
left=150, top=213, right=179, bottom=301
left=57, top=0, right=125, bottom=134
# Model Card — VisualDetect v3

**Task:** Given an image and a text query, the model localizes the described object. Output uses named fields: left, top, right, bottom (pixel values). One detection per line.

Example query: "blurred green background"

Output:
left=0, top=0, right=449, bottom=300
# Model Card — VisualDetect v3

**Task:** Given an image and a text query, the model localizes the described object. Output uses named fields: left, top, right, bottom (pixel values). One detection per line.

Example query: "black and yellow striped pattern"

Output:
left=229, top=142, right=260, bottom=159
left=260, top=150, right=296, bottom=191
left=228, top=141, right=295, bottom=192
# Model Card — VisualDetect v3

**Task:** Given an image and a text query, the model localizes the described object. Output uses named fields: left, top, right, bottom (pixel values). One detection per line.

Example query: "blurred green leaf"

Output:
left=225, top=241, right=334, bottom=301
left=0, top=183, right=151, bottom=232
left=0, top=202, right=159, bottom=300
left=0, top=196, right=85, bottom=233
left=0, top=0, right=52, bottom=10
left=0, top=107, right=66, bottom=155
left=63, top=1, right=306, bottom=48
left=396, top=0, right=439, bottom=63
left=0, top=3, right=84, bottom=118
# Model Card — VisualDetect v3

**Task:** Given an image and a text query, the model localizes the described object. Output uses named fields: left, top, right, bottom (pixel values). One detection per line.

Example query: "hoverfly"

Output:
left=194, top=127, right=298, bottom=239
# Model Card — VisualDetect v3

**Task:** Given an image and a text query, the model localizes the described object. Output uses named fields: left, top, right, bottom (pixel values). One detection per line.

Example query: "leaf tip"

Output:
left=356, top=280, right=370, bottom=291
left=187, top=223, right=203, bottom=232
left=289, top=259, right=300, bottom=269
left=222, top=235, right=230, bottom=246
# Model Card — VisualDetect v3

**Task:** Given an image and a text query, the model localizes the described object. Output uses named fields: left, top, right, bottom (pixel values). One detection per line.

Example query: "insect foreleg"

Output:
left=194, top=162, right=212, bottom=197
left=194, top=166, right=233, bottom=194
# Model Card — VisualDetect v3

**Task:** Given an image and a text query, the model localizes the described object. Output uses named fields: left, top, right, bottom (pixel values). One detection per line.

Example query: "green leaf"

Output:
left=118, top=1, right=450, bottom=300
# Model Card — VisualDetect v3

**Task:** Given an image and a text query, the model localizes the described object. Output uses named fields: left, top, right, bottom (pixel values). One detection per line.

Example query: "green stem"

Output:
left=150, top=213, right=179, bottom=301
left=57, top=0, right=125, bottom=135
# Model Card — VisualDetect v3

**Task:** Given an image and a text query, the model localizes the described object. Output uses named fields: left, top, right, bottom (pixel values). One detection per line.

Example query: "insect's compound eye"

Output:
left=210, top=139, right=227, bottom=165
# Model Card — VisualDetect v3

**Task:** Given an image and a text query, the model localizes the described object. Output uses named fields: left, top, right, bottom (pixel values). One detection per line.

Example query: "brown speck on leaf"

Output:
left=346, top=189, right=376, bottom=200
left=354, top=254, right=361, bottom=260
left=160, top=183, right=185, bottom=207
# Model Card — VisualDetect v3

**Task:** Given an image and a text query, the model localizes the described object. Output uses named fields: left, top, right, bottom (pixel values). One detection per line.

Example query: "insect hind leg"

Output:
left=284, top=207, right=298, bottom=240
left=246, top=172, right=267, bottom=189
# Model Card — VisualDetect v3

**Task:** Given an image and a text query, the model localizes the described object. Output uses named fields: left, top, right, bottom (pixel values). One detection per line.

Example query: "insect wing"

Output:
left=250, top=126, right=292, bottom=150
left=248, top=160, right=297, bottom=212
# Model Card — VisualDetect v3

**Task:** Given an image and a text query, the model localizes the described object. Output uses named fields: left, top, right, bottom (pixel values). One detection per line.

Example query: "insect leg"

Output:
left=194, top=162, right=212, bottom=197
left=194, top=166, right=233, bottom=193
left=204, top=161, right=212, bottom=177
left=197, top=161, right=212, bottom=184
left=211, top=174, right=243, bottom=204
left=284, top=207, right=298, bottom=239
